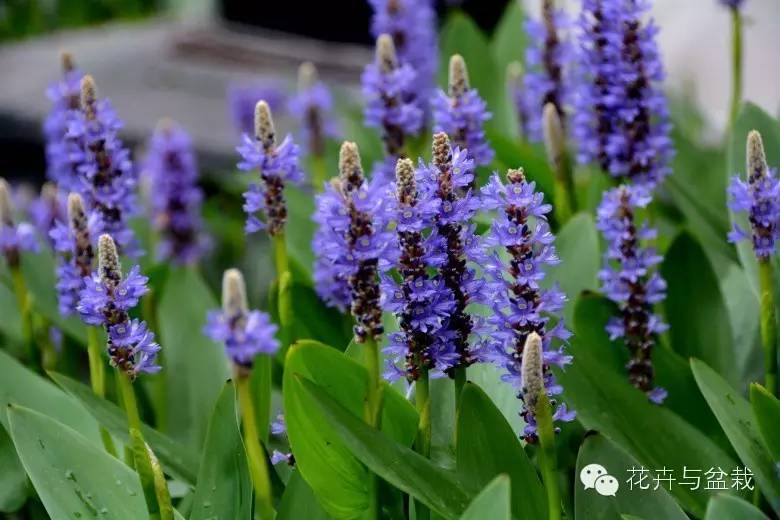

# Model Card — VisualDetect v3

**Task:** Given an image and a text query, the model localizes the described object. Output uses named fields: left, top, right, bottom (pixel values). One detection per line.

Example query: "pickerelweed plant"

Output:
left=4, top=1, right=780, bottom=519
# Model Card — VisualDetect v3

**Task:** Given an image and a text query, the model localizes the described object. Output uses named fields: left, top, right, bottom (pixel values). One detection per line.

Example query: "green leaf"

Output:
left=489, top=1, right=527, bottom=137
left=0, top=280, right=22, bottom=345
left=282, top=341, right=418, bottom=518
left=459, top=475, right=511, bottom=520
left=295, top=375, right=472, bottom=519
left=456, top=382, right=547, bottom=520
left=750, top=383, right=780, bottom=460
left=190, top=382, right=252, bottom=520
left=661, top=232, right=738, bottom=386
left=704, top=494, right=769, bottom=520
left=0, top=423, right=27, bottom=513
left=158, top=266, right=229, bottom=449
left=130, top=428, right=174, bottom=520
left=691, top=359, right=780, bottom=515
left=285, top=186, right=316, bottom=275
left=556, top=305, right=740, bottom=516
left=8, top=406, right=148, bottom=519
left=489, top=132, right=555, bottom=200
left=575, top=433, right=687, bottom=520
left=546, top=213, right=600, bottom=323
left=50, top=372, right=199, bottom=484
left=277, top=471, right=330, bottom=520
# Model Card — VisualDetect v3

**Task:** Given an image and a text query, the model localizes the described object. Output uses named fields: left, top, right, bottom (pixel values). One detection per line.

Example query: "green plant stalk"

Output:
left=363, top=336, right=384, bottom=520
left=10, top=264, right=34, bottom=362
left=87, top=327, right=117, bottom=455
left=728, top=7, right=743, bottom=130
left=536, top=391, right=561, bottom=520
left=117, top=369, right=143, bottom=434
left=312, top=154, right=327, bottom=192
left=272, top=232, right=289, bottom=277
left=236, top=371, right=275, bottom=520
left=758, top=260, right=777, bottom=396
left=453, top=366, right=466, bottom=414
left=414, top=370, right=431, bottom=520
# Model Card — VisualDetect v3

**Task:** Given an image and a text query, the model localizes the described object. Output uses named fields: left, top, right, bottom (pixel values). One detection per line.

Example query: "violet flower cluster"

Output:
left=432, top=55, right=494, bottom=167
left=69, top=76, right=140, bottom=256
left=597, top=185, right=668, bottom=403
left=382, top=158, right=457, bottom=382
left=289, top=62, right=338, bottom=158
left=728, top=130, right=780, bottom=259
left=43, top=53, right=84, bottom=192
left=479, top=168, right=574, bottom=442
left=312, top=142, right=394, bottom=341
left=205, top=268, right=279, bottom=369
left=78, top=235, right=160, bottom=378
left=143, top=120, right=208, bottom=264
left=237, top=101, right=303, bottom=237
left=0, top=180, right=38, bottom=268
left=51, top=193, right=94, bottom=316
left=573, top=0, right=673, bottom=187
left=368, top=0, right=438, bottom=119
left=523, top=0, right=573, bottom=142
left=28, top=183, right=66, bottom=248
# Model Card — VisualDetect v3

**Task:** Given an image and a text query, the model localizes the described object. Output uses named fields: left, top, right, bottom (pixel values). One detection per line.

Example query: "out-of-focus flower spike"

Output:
left=0, top=178, right=38, bottom=267
left=543, top=102, right=574, bottom=222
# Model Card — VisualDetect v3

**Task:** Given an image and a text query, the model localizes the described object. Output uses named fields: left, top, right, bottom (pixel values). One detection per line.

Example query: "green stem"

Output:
left=87, top=328, right=117, bottom=455
left=236, top=371, right=275, bottom=520
left=271, top=233, right=289, bottom=277
left=728, top=8, right=743, bottom=131
left=312, top=154, right=327, bottom=192
left=536, top=392, right=561, bottom=520
left=10, top=264, right=34, bottom=362
left=414, top=371, right=431, bottom=520
left=363, top=337, right=384, bottom=520
left=116, top=369, right=142, bottom=434
left=758, top=260, right=777, bottom=396
left=453, top=366, right=466, bottom=415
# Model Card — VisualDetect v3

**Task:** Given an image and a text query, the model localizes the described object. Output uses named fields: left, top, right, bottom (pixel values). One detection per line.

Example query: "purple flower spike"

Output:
left=204, top=268, right=279, bottom=369
left=0, top=179, right=38, bottom=268
left=728, top=131, right=780, bottom=258
left=77, top=235, right=160, bottom=378
left=479, top=168, right=573, bottom=442
left=289, top=62, right=338, bottom=157
left=52, top=193, right=94, bottom=317
left=597, top=184, right=667, bottom=403
left=524, top=0, right=574, bottom=142
left=573, top=0, right=673, bottom=187
left=382, top=158, right=456, bottom=382
left=70, top=75, right=141, bottom=257
left=43, top=52, right=84, bottom=192
left=312, top=142, right=394, bottom=341
left=28, top=182, right=66, bottom=248
left=143, top=119, right=209, bottom=264
left=368, top=0, right=438, bottom=119
left=432, top=55, right=494, bottom=168
left=237, top=100, right=303, bottom=237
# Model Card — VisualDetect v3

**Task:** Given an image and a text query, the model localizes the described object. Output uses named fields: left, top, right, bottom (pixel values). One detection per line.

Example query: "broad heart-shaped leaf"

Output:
left=704, top=494, right=769, bottom=520
left=556, top=304, right=740, bottom=517
left=456, top=382, right=547, bottom=520
left=294, top=375, right=473, bottom=519
left=750, top=383, right=780, bottom=460
left=8, top=406, right=149, bottom=519
left=460, top=475, right=511, bottom=520
left=283, top=341, right=418, bottom=518
left=277, top=471, right=330, bottom=520
left=661, top=232, right=738, bottom=386
left=691, top=360, right=780, bottom=515
left=158, top=266, right=229, bottom=449
left=50, top=372, right=199, bottom=484
left=727, top=102, right=780, bottom=299
left=545, top=213, right=600, bottom=324
left=575, top=433, right=687, bottom=520
left=0, top=423, right=27, bottom=513
left=190, top=382, right=252, bottom=520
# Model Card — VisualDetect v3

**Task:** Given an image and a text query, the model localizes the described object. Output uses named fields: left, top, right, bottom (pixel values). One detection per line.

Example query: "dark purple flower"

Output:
left=573, top=0, right=673, bottom=187
left=368, top=0, right=438, bottom=119
left=77, top=235, right=160, bottom=378
left=524, top=1, right=574, bottom=142
left=69, top=76, right=141, bottom=257
left=0, top=179, right=38, bottom=268
left=312, top=142, right=394, bottom=341
left=479, top=169, right=574, bottom=442
left=432, top=55, right=494, bottom=168
left=237, top=101, right=303, bottom=236
left=597, top=184, right=667, bottom=402
left=204, top=269, right=279, bottom=368
left=227, top=81, right=287, bottom=136
left=43, top=53, right=84, bottom=192
left=288, top=62, right=338, bottom=157
left=143, top=120, right=209, bottom=264
left=728, top=130, right=780, bottom=259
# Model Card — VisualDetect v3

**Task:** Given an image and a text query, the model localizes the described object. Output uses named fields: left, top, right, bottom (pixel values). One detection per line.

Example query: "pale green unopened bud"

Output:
left=432, top=132, right=451, bottom=170
left=521, top=332, right=545, bottom=413
left=448, top=54, right=470, bottom=98
left=0, top=178, right=13, bottom=226
left=80, top=75, right=97, bottom=113
left=61, top=51, right=75, bottom=74
left=254, top=101, right=276, bottom=151
left=507, top=168, right=526, bottom=185
left=338, top=141, right=364, bottom=191
left=395, top=157, right=416, bottom=203
left=222, top=268, right=248, bottom=318
left=542, top=103, right=565, bottom=170
left=376, top=34, right=398, bottom=74
left=747, top=130, right=768, bottom=180
left=67, top=193, right=87, bottom=232
left=298, top=61, right=318, bottom=92
left=97, top=234, right=121, bottom=285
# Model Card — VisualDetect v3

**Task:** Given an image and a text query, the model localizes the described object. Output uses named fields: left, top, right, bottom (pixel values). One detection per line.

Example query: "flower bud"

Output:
left=448, top=54, right=470, bottom=98
left=521, top=332, right=545, bottom=413
left=254, top=100, right=276, bottom=151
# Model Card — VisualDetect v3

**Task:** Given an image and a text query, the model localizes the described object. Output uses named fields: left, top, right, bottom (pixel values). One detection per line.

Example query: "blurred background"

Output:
left=0, top=0, right=778, bottom=184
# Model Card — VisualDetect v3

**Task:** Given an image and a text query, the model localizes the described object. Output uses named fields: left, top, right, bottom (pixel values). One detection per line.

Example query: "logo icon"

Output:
left=580, top=463, right=619, bottom=497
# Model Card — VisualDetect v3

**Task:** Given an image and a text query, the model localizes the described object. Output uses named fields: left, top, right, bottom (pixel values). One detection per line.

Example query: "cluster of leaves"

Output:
left=0, top=4, right=779, bottom=519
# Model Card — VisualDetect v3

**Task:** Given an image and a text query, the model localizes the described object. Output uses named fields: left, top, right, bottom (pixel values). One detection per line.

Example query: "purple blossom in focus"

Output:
left=143, top=120, right=209, bottom=264
left=479, top=169, right=574, bottom=442
left=597, top=184, right=667, bottom=403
